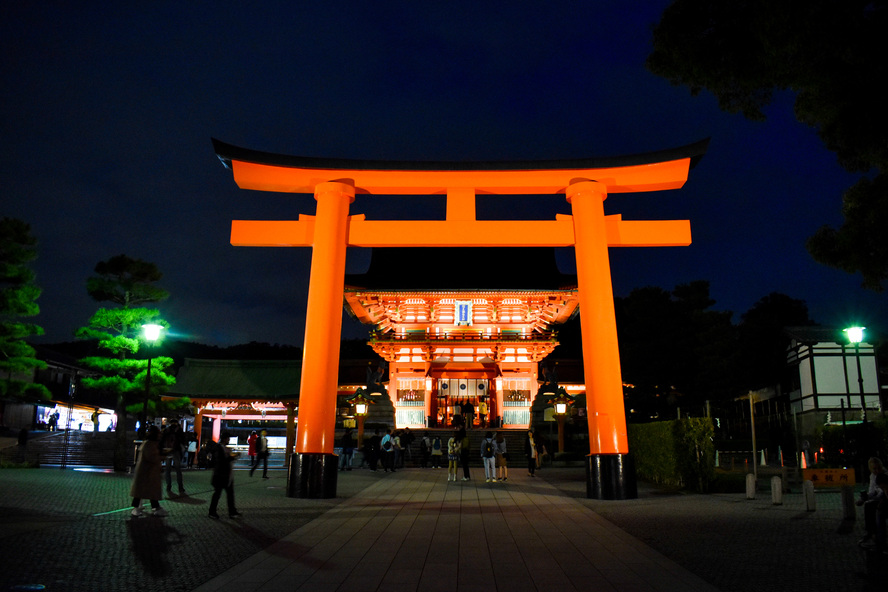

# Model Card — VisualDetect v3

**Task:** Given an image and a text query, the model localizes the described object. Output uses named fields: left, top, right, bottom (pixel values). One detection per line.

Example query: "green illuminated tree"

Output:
left=0, top=217, right=50, bottom=402
left=76, top=255, right=176, bottom=471
left=648, top=0, right=888, bottom=289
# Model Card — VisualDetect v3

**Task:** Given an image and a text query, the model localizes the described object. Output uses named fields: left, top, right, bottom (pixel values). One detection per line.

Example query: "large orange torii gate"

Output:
left=213, top=138, right=708, bottom=499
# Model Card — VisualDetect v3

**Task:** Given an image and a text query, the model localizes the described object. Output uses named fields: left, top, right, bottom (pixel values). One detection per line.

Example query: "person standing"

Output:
left=380, top=428, right=395, bottom=472
left=131, top=425, right=167, bottom=517
left=163, top=423, right=186, bottom=496
left=364, top=429, right=381, bottom=470
left=339, top=428, right=355, bottom=471
left=478, top=399, right=488, bottom=428
left=186, top=434, right=198, bottom=468
left=401, top=427, right=415, bottom=466
left=91, top=408, right=101, bottom=435
left=446, top=430, right=461, bottom=482
left=430, top=434, right=444, bottom=469
left=209, top=431, right=241, bottom=519
left=463, top=400, right=475, bottom=429
left=452, top=401, right=462, bottom=428
left=481, top=431, right=496, bottom=482
left=391, top=430, right=402, bottom=469
left=494, top=431, right=508, bottom=481
left=459, top=428, right=471, bottom=481
left=419, top=432, right=431, bottom=468
left=525, top=430, right=537, bottom=477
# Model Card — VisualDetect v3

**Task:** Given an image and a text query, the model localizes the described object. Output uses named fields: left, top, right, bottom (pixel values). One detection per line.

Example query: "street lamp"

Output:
left=139, top=323, right=164, bottom=439
left=843, top=326, right=867, bottom=424
left=550, top=388, right=574, bottom=453
left=348, top=388, right=374, bottom=448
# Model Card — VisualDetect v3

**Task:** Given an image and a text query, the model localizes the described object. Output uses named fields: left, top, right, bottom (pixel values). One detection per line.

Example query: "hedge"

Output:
left=629, top=418, right=716, bottom=492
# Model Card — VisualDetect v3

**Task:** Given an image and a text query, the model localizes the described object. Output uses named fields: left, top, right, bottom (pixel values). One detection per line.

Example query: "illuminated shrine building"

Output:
left=344, top=246, right=579, bottom=429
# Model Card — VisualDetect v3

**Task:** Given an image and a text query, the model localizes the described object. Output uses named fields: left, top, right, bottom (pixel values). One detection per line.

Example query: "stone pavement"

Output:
left=0, top=464, right=883, bottom=592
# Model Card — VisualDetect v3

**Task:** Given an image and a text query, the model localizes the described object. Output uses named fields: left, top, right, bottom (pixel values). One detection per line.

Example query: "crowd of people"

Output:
left=336, top=426, right=550, bottom=484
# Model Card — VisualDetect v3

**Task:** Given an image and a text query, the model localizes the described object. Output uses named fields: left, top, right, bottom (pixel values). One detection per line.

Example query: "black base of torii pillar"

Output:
left=586, top=454, right=637, bottom=500
left=287, top=453, right=338, bottom=499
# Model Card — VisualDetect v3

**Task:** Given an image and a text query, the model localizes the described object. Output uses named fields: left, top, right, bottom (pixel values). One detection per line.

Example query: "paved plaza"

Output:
left=0, top=463, right=883, bottom=592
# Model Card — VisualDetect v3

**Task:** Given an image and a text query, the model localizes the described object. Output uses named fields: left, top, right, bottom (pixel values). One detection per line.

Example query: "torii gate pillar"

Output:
left=288, top=182, right=354, bottom=498
left=568, top=181, right=636, bottom=499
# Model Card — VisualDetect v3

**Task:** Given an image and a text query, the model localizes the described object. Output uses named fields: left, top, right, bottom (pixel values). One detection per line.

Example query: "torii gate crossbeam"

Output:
left=213, top=138, right=709, bottom=499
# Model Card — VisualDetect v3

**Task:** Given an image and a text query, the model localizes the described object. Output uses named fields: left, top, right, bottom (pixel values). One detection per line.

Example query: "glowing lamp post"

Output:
left=844, top=326, right=867, bottom=424
left=348, top=389, right=373, bottom=447
left=551, top=388, right=574, bottom=453
left=139, top=323, right=164, bottom=439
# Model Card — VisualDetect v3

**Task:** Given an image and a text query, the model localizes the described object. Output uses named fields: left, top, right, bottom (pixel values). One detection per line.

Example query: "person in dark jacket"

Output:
left=208, top=431, right=241, bottom=519
left=339, top=429, right=355, bottom=471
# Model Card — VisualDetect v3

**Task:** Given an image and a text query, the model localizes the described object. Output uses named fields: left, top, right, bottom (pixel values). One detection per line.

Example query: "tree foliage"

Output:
left=737, top=292, right=814, bottom=391
left=648, top=0, right=888, bottom=289
left=76, top=255, right=174, bottom=470
left=617, top=281, right=737, bottom=418
left=614, top=282, right=814, bottom=420
left=0, top=217, right=50, bottom=401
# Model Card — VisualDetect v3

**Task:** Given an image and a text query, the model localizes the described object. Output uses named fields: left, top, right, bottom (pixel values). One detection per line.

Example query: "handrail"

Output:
left=369, top=331, right=556, bottom=342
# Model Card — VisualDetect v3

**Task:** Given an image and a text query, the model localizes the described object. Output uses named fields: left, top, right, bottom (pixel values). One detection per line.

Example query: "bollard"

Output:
left=841, top=486, right=856, bottom=521
left=746, top=473, right=756, bottom=500
left=771, top=476, right=783, bottom=505
left=803, top=480, right=816, bottom=511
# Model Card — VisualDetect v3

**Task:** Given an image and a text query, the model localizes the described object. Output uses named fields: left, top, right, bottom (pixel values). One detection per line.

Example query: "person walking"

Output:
left=339, top=428, right=355, bottom=471
left=209, top=431, right=241, bottom=519
left=478, top=399, right=488, bottom=428
left=247, top=430, right=258, bottom=471
left=250, top=430, right=269, bottom=478
left=494, top=431, right=508, bottom=481
left=131, top=425, right=167, bottom=517
left=430, top=434, right=444, bottom=469
left=446, top=430, right=461, bottom=482
left=481, top=431, right=496, bottom=482
left=525, top=429, right=537, bottom=477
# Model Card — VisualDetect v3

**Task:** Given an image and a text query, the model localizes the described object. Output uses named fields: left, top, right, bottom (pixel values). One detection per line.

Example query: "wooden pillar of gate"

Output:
left=567, top=181, right=636, bottom=500
left=287, top=181, right=354, bottom=499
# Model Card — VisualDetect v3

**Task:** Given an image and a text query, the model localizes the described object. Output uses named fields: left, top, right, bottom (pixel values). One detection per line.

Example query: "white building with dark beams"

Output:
left=786, top=326, right=882, bottom=434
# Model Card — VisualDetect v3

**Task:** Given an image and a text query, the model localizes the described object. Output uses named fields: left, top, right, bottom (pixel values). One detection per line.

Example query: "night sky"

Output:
left=3, top=2, right=884, bottom=348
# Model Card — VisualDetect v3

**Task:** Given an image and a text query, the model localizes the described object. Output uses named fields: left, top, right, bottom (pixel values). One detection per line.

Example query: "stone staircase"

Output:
left=0, top=430, right=119, bottom=468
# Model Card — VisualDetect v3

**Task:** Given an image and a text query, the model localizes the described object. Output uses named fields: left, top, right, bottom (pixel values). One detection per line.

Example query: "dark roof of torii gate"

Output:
left=213, top=138, right=709, bottom=173
left=344, top=247, right=577, bottom=291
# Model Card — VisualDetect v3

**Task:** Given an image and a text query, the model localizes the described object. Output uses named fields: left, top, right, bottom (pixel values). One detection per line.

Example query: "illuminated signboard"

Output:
left=456, top=300, right=472, bottom=326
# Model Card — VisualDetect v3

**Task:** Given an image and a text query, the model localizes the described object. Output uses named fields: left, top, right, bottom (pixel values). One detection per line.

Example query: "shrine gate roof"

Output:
left=212, top=138, right=709, bottom=195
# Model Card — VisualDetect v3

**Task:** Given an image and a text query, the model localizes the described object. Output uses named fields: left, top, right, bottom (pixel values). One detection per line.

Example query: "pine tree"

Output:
left=0, top=218, right=50, bottom=401
left=76, top=254, right=176, bottom=471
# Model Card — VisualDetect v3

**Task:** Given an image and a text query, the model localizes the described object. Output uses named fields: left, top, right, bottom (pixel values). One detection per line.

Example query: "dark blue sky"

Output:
left=3, top=2, right=884, bottom=346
